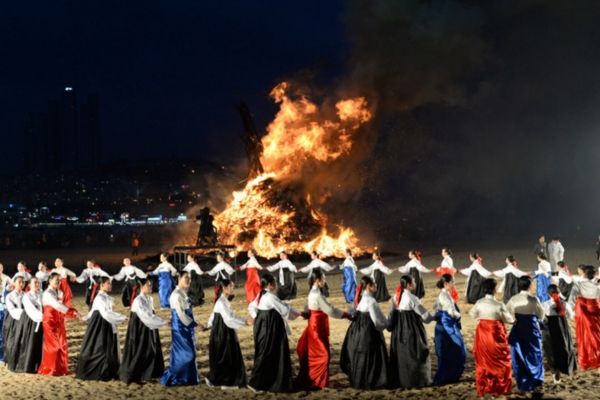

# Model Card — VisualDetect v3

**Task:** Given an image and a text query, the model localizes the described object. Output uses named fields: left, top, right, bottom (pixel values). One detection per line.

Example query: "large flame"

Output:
left=211, top=82, right=372, bottom=258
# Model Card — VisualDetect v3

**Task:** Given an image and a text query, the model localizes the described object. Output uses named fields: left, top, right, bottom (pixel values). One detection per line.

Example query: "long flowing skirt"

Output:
left=59, top=278, right=73, bottom=308
left=157, top=271, right=175, bottom=308
left=0, top=309, right=4, bottom=362
left=535, top=272, right=552, bottom=303
left=84, top=278, right=95, bottom=309
left=244, top=268, right=262, bottom=304
left=249, top=309, right=293, bottom=392
left=575, top=297, right=600, bottom=370
left=187, top=270, right=205, bottom=307
left=409, top=267, right=425, bottom=299
left=503, top=273, right=520, bottom=304
left=435, top=268, right=459, bottom=302
left=341, top=267, right=357, bottom=304
left=373, top=269, right=391, bottom=303
left=295, top=310, right=330, bottom=389
left=14, top=312, right=44, bottom=373
left=120, top=312, right=164, bottom=384
left=558, top=279, right=573, bottom=301
left=389, top=310, right=431, bottom=388
left=207, top=313, right=247, bottom=387
left=75, top=311, right=120, bottom=381
left=1, top=312, right=19, bottom=371
left=542, top=315, right=577, bottom=375
left=160, top=307, right=199, bottom=386
left=473, top=319, right=512, bottom=397
left=38, top=305, right=76, bottom=376
left=465, top=270, right=486, bottom=305
left=340, top=311, right=388, bottom=389
left=433, top=310, right=466, bottom=385
left=508, top=314, right=544, bottom=391
left=121, top=279, right=139, bottom=308
left=276, top=269, right=297, bottom=301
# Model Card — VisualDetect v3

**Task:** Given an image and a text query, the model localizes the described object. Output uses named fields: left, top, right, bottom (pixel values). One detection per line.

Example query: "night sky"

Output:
left=3, top=1, right=600, bottom=240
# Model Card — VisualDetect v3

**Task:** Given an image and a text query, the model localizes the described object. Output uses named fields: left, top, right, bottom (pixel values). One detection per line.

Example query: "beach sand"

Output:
left=0, top=241, right=598, bottom=399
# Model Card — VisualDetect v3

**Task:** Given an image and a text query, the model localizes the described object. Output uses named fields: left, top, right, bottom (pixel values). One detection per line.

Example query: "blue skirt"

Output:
left=0, top=307, right=4, bottom=362
left=160, top=305, right=199, bottom=386
left=433, top=309, right=466, bottom=385
left=341, top=267, right=357, bottom=304
left=534, top=272, right=551, bottom=303
left=157, top=272, right=175, bottom=308
left=508, top=313, right=544, bottom=391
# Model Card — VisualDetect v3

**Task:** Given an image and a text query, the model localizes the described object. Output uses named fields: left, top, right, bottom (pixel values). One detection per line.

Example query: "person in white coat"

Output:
left=397, top=250, right=430, bottom=299
left=76, top=260, right=111, bottom=309
left=547, top=236, right=565, bottom=272
left=2, top=276, right=25, bottom=371
left=15, top=277, right=44, bottom=373
left=13, top=262, right=33, bottom=286
left=149, top=253, right=178, bottom=308
left=459, top=252, right=491, bottom=304
left=266, top=251, right=298, bottom=301
left=183, top=254, right=205, bottom=306
left=299, top=251, right=334, bottom=297
left=206, top=252, right=236, bottom=283
left=359, top=252, right=393, bottom=303
left=112, top=258, right=147, bottom=308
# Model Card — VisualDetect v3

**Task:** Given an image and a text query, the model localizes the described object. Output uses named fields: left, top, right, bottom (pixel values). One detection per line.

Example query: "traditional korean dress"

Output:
left=75, top=266, right=110, bottom=309
left=299, top=259, right=333, bottom=297
left=112, top=265, right=147, bottom=308
left=14, top=290, right=44, bottom=373
left=388, top=287, right=434, bottom=388
left=459, top=259, right=491, bottom=304
left=0, top=273, right=13, bottom=362
left=205, top=294, right=247, bottom=388
left=266, top=259, right=298, bottom=301
left=432, top=288, right=466, bottom=385
left=13, top=270, right=33, bottom=286
left=340, top=291, right=389, bottom=389
left=160, top=287, right=199, bottom=386
left=151, top=261, right=178, bottom=308
left=541, top=296, right=577, bottom=377
left=469, top=294, right=514, bottom=397
left=493, top=263, right=528, bottom=304
left=38, top=287, right=79, bottom=376
left=183, top=261, right=205, bottom=306
left=295, top=286, right=346, bottom=389
left=50, top=267, right=76, bottom=308
left=570, top=279, right=600, bottom=370
left=248, top=290, right=301, bottom=392
left=359, top=260, right=393, bottom=303
left=555, top=268, right=574, bottom=300
left=506, top=291, right=545, bottom=391
left=238, top=256, right=262, bottom=304
left=435, top=256, right=459, bottom=303
left=340, top=256, right=358, bottom=304
left=2, top=289, right=24, bottom=371
left=207, top=261, right=236, bottom=284
left=120, top=293, right=166, bottom=383
left=35, top=271, right=50, bottom=291
left=397, top=258, right=430, bottom=299
left=532, top=259, right=552, bottom=303
left=76, top=291, right=127, bottom=381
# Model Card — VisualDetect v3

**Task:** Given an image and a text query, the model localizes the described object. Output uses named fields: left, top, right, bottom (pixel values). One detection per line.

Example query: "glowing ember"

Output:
left=205, top=82, right=372, bottom=258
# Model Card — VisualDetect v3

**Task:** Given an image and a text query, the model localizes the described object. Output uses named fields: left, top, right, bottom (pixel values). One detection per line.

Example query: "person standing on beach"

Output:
left=148, top=253, right=178, bottom=308
left=458, top=252, right=491, bottom=304
left=298, top=251, right=334, bottom=297
left=434, top=248, right=459, bottom=303
left=359, top=252, right=393, bottom=303
left=266, top=251, right=298, bottom=301
left=397, top=250, right=431, bottom=300
left=75, top=260, right=111, bottom=310
left=183, top=254, right=205, bottom=307
left=2, top=276, right=25, bottom=371
left=340, top=249, right=358, bottom=304
left=492, top=256, right=528, bottom=304
left=50, top=258, right=77, bottom=308
left=237, top=249, right=263, bottom=304
left=0, top=263, right=12, bottom=363
left=533, top=235, right=547, bottom=261
left=569, top=265, right=600, bottom=370
left=112, top=258, right=147, bottom=308
left=547, top=236, right=565, bottom=272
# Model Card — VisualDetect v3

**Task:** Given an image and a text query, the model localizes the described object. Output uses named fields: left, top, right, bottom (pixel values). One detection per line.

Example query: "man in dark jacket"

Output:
left=533, top=235, right=547, bottom=260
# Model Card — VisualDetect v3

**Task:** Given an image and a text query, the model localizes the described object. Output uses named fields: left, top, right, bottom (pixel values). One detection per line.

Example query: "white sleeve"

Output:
left=414, top=261, right=430, bottom=273
left=64, top=268, right=77, bottom=278
left=95, top=269, right=111, bottom=279
left=397, top=264, right=409, bottom=274
left=6, top=295, right=23, bottom=320
left=287, top=261, right=298, bottom=273
left=43, top=291, right=71, bottom=314
left=460, top=265, right=474, bottom=276
left=75, top=269, right=89, bottom=284
left=248, top=298, right=258, bottom=319
left=132, top=297, right=165, bottom=329
left=87, top=295, right=127, bottom=325
left=172, top=293, right=194, bottom=326
left=506, top=298, right=515, bottom=316
left=564, top=301, right=575, bottom=320
left=315, top=294, right=344, bottom=319
left=317, top=260, right=334, bottom=271
left=500, top=303, right=515, bottom=324
left=411, top=298, right=434, bottom=323
left=493, top=266, right=508, bottom=278
left=205, top=312, right=215, bottom=329
left=168, top=263, right=178, bottom=276
left=379, top=263, right=394, bottom=275
left=206, top=264, right=220, bottom=276
left=440, top=292, right=461, bottom=319
left=272, top=296, right=301, bottom=320
left=359, top=262, right=375, bottom=275
left=368, top=301, right=388, bottom=331
left=214, top=300, right=246, bottom=329
left=224, top=263, right=236, bottom=275
left=23, top=295, right=43, bottom=323
left=298, top=263, right=312, bottom=273
left=113, top=268, right=125, bottom=281
left=133, top=267, right=147, bottom=279
left=469, top=302, right=479, bottom=319
left=266, top=261, right=281, bottom=272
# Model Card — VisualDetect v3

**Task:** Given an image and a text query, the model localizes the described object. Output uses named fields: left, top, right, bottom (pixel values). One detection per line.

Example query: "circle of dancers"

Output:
left=0, top=242, right=597, bottom=398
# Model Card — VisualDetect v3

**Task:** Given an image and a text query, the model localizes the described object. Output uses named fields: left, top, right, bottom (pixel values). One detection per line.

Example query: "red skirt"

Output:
left=294, top=310, right=330, bottom=389
left=245, top=268, right=262, bottom=304
left=436, top=267, right=459, bottom=303
left=576, top=297, right=600, bottom=370
left=58, top=278, right=73, bottom=308
left=473, top=319, right=512, bottom=397
left=38, top=305, right=77, bottom=376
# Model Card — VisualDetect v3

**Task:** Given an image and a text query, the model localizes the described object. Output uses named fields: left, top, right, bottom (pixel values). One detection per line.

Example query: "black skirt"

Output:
left=187, top=270, right=205, bottom=307
left=85, top=278, right=95, bottom=309
left=75, top=311, right=120, bottom=381
left=466, top=270, right=487, bottom=305
left=373, top=270, right=391, bottom=303
left=249, top=309, right=293, bottom=392
left=503, top=273, right=520, bottom=304
left=409, top=268, right=425, bottom=299
left=389, top=310, right=431, bottom=388
left=207, top=313, right=247, bottom=387
left=121, top=278, right=140, bottom=308
left=119, top=312, right=164, bottom=384
left=14, top=312, right=44, bottom=373
left=340, top=311, right=388, bottom=389
left=558, top=280, right=573, bottom=301
left=276, top=269, right=297, bottom=301
left=542, top=315, right=578, bottom=376
left=2, top=312, right=19, bottom=371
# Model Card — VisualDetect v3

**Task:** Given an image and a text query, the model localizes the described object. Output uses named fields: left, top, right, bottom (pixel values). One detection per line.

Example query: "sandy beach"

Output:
left=0, top=240, right=598, bottom=400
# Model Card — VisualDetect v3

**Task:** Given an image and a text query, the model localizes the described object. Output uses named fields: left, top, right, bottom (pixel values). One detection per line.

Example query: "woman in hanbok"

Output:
left=160, top=271, right=200, bottom=386
left=434, top=248, right=459, bottom=303
left=387, top=274, right=434, bottom=388
left=51, top=258, right=76, bottom=307
left=459, top=252, right=491, bottom=304
left=542, top=284, right=577, bottom=383
left=207, top=252, right=236, bottom=284
left=340, top=276, right=389, bottom=389
left=359, top=252, right=393, bottom=303
left=38, top=273, right=81, bottom=376
left=120, top=278, right=169, bottom=384
left=200, top=279, right=250, bottom=390
left=13, top=262, right=33, bottom=287
left=36, top=262, right=50, bottom=291
left=492, top=255, right=528, bottom=304
left=397, top=250, right=430, bottom=299
left=506, top=276, right=545, bottom=392
left=149, top=253, right=178, bottom=308
left=184, top=254, right=205, bottom=306
left=469, top=278, right=514, bottom=397
left=2, top=276, right=25, bottom=371
left=531, top=253, right=552, bottom=303
left=248, top=273, right=305, bottom=393
left=299, top=251, right=334, bottom=297
left=266, top=251, right=298, bottom=301
left=432, top=274, right=466, bottom=385
left=76, top=276, right=128, bottom=381
left=112, top=258, right=147, bottom=308
left=340, top=249, right=358, bottom=304
left=237, top=249, right=262, bottom=304
left=570, top=265, right=600, bottom=370
left=555, top=261, right=574, bottom=300
left=75, top=260, right=110, bottom=309
left=14, top=277, right=44, bottom=373
left=295, top=269, right=348, bottom=390
left=0, top=263, right=13, bottom=363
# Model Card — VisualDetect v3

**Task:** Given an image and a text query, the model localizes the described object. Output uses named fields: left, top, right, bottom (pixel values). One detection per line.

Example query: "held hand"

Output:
left=125, top=317, right=130, bottom=321
left=69, top=277, right=76, bottom=282
left=246, top=317, right=253, bottom=325
left=146, top=272, right=151, bottom=276
left=301, top=311, right=311, bottom=320
left=197, top=324, right=206, bottom=332
left=165, top=319, right=171, bottom=326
